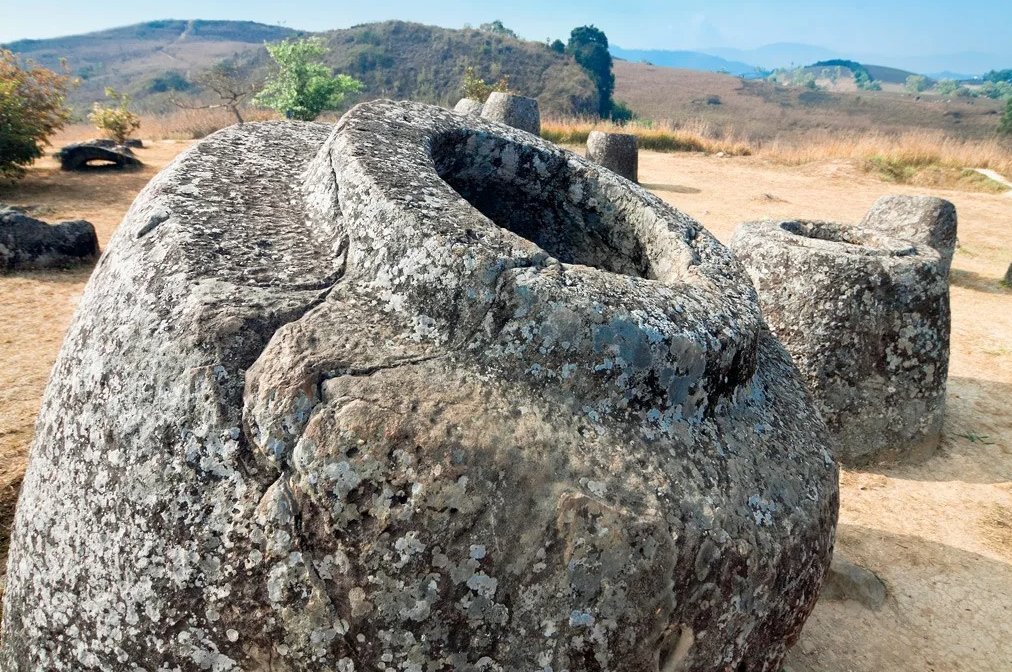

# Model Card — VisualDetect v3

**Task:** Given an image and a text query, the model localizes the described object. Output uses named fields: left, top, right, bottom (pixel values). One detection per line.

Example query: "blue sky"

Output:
left=3, top=0, right=1011, bottom=66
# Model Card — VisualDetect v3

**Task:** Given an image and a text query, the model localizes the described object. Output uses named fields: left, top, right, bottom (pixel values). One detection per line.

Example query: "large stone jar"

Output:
left=731, top=219, right=950, bottom=465
left=1, top=101, right=837, bottom=671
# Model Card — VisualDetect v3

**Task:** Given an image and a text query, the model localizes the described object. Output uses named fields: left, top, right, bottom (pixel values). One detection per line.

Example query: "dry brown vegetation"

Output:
left=613, top=60, right=1008, bottom=141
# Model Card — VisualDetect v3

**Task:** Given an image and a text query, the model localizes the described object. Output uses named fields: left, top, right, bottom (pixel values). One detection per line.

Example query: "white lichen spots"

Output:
left=469, top=544, right=487, bottom=560
left=393, top=531, right=426, bottom=567
left=466, top=572, right=499, bottom=598
left=226, top=629, right=239, bottom=643
left=569, top=610, right=595, bottom=627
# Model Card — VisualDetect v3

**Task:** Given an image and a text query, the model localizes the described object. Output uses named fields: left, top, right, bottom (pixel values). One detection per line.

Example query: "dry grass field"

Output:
left=0, top=119, right=1010, bottom=670
left=613, top=60, right=1007, bottom=142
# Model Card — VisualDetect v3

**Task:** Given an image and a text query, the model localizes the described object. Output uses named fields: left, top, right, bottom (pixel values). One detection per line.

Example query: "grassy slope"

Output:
left=613, top=60, right=1006, bottom=141
left=5, top=19, right=598, bottom=116
left=4, top=20, right=301, bottom=113
left=317, top=21, right=598, bottom=115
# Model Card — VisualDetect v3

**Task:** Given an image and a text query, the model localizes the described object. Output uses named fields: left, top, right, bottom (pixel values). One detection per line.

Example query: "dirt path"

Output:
left=1, top=140, right=1009, bottom=670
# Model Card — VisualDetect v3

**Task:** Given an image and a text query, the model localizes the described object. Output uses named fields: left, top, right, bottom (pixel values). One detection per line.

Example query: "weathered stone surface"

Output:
left=860, top=195, right=957, bottom=274
left=1004, top=262, right=1012, bottom=286
left=731, top=219, right=950, bottom=465
left=56, top=140, right=143, bottom=170
left=1, top=101, right=837, bottom=671
left=0, top=206, right=99, bottom=271
left=820, top=555, right=886, bottom=610
left=453, top=97, right=484, bottom=116
left=586, top=131, right=638, bottom=182
left=481, top=91, right=541, bottom=135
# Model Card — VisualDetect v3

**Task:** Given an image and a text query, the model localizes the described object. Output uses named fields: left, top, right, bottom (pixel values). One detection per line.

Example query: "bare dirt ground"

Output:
left=1, top=135, right=1009, bottom=670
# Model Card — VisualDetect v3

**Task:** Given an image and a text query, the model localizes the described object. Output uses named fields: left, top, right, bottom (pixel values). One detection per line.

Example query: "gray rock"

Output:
left=481, top=91, right=541, bottom=135
left=586, top=131, right=638, bottom=183
left=730, top=219, right=950, bottom=466
left=820, top=555, right=886, bottom=609
left=55, top=140, right=143, bottom=170
left=1, top=101, right=837, bottom=671
left=860, top=195, right=957, bottom=274
left=0, top=207, right=99, bottom=271
left=453, top=97, right=484, bottom=116
left=1003, top=262, right=1012, bottom=287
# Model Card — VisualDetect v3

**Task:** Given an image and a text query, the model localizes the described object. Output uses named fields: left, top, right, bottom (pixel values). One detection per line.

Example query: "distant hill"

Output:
left=613, top=60, right=1005, bottom=141
left=610, top=47, right=756, bottom=76
left=317, top=22, right=597, bottom=115
left=701, top=43, right=840, bottom=70
left=3, top=20, right=301, bottom=110
left=3, top=19, right=598, bottom=116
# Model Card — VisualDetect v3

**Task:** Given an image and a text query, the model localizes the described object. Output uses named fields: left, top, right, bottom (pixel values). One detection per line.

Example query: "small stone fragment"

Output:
left=820, top=555, right=887, bottom=609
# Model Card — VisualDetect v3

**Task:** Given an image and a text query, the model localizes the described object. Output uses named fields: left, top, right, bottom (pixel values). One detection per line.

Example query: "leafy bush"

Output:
left=478, top=21, right=518, bottom=39
left=999, top=98, right=1012, bottom=136
left=905, top=75, right=929, bottom=93
left=610, top=100, right=635, bottom=122
left=148, top=71, right=192, bottom=94
left=984, top=69, right=1012, bottom=84
left=253, top=37, right=363, bottom=121
left=936, top=79, right=959, bottom=96
left=979, top=80, right=1012, bottom=99
left=89, top=88, right=140, bottom=144
left=460, top=65, right=510, bottom=102
left=0, top=49, right=73, bottom=179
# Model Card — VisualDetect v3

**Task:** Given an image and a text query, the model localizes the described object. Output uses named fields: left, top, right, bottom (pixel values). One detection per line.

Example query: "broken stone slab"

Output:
left=0, top=206, right=99, bottom=271
left=1, top=101, right=838, bottom=671
left=55, top=140, right=143, bottom=170
left=453, top=97, right=484, bottom=116
left=481, top=91, right=540, bottom=135
left=860, top=195, right=957, bottom=274
left=820, top=555, right=887, bottom=610
left=586, top=130, right=638, bottom=182
left=731, top=219, right=950, bottom=466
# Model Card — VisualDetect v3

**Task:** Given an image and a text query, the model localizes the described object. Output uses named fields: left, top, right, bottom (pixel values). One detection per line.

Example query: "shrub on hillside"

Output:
left=0, top=49, right=73, bottom=179
left=999, top=98, right=1012, bottom=136
left=905, top=75, right=929, bottom=93
left=89, top=88, right=141, bottom=144
left=460, top=65, right=511, bottom=102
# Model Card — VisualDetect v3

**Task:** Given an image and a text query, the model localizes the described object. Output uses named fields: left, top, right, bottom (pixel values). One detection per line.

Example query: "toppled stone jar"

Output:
left=731, top=219, right=950, bottom=465
left=0, top=206, right=99, bottom=271
left=1, top=100, right=837, bottom=672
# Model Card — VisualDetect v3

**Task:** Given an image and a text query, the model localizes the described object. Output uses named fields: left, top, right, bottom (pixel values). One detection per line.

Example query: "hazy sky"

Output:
left=3, top=0, right=1011, bottom=62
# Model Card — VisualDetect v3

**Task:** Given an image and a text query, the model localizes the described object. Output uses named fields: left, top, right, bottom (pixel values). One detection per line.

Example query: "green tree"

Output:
left=0, top=49, right=73, bottom=179
left=549, top=39, right=565, bottom=54
left=935, top=79, right=959, bottom=96
left=905, top=74, right=929, bottom=93
left=253, top=37, right=363, bottom=121
left=999, top=97, right=1012, bottom=135
left=478, top=20, right=518, bottom=39
left=567, top=25, right=615, bottom=118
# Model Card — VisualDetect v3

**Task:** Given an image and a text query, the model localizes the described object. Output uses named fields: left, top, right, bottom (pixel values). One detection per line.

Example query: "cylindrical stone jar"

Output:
left=731, top=219, right=950, bottom=465
left=481, top=92, right=541, bottom=135
left=586, top=131, right=638, bottom=182
left=453, top=97, right=484, bottom=116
